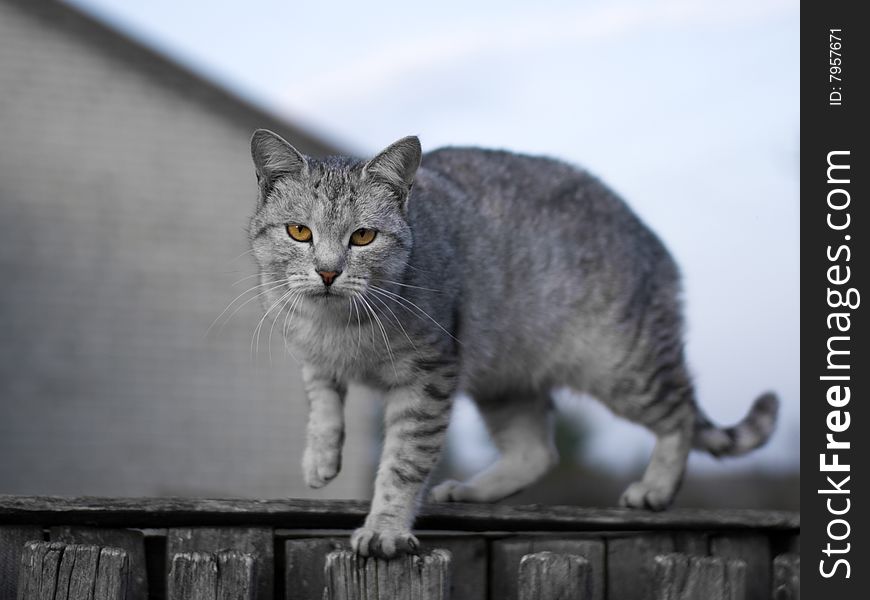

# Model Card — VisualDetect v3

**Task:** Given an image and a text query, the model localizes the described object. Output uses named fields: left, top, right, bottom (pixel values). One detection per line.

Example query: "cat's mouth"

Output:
left=313, top=287, right=344, bottom=300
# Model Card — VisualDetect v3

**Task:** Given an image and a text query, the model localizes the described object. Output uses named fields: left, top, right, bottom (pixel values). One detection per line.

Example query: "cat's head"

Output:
left=248, top=129, right=421, bottom=305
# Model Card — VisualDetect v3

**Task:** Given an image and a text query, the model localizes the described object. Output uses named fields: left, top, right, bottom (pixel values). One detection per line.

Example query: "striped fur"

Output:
left=246, top=130, right=780, bottom=557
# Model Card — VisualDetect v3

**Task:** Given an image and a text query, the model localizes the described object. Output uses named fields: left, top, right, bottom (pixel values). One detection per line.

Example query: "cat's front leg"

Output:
left=301, top=364, right=347, bottom=489
left=352, top=375, right=454, bottom=558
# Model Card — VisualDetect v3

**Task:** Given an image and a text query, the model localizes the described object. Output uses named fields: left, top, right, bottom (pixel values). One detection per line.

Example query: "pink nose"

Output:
left=318, top=270, right=340, bottom=286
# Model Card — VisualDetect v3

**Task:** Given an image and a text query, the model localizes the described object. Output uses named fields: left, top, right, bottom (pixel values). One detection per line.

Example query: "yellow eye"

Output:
left=350, top=228, right=377, bottom=246
left=286, top=224, right=312, bottom=242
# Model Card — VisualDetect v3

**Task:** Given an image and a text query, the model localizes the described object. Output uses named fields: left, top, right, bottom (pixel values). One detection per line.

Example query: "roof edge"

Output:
left=9, top=0, right=347, bottom=156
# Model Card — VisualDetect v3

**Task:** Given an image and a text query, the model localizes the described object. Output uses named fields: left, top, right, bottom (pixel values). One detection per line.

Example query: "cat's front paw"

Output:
left=351, top=526, right=420, bottom=559
left=619, top=481, right=674, bottom=511
left=428, top=479, right=472, bottom=502
left=302, top=442, right=341, bottom=489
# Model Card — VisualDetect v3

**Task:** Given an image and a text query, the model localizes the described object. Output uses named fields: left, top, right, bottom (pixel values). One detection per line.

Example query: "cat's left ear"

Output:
left=362, top=136, right=422, bottom=199
left=250, top=129, right=308, bottom=200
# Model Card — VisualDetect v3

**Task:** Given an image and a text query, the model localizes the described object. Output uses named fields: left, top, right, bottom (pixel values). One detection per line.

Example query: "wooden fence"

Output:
left=0, top=496, right=799, bottom=600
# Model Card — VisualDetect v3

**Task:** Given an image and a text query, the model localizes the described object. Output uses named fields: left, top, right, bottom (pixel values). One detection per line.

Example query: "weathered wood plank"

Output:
left=17, top=541, right=130, bottom=600
left=420, top=536, right=486, bottom=600
left=0, top=496, right=800, bottom=533
left=94, top=547, right=130, bottom=600
left=654, top=553, right=746, bottom=600
left=216, top=550, right=256, bottom=600
left=324, top=549, right=451, bottom=600
left=607, top=533, right=675, bottom=600
left=167, top=528, right=272, bottom=600
left=16, top=541, right=42, bottom=600
left=16, top=541, right=65, bottom=600
left=50, top=526, right=147, bottom=600
left=168, top=552, right=217, bottom=600
left=285, top=538, right=346, bottom=600
left=0, top=527, right=43, bottom=600
left=492, top=537, right=604, bottom=600
left=54, top=544, right=101, bottom=600
left=38, top=546, right=63, bottom=600
left=772, top=554, right=799, bottom=600
left=710, top=534, right=770, bottom=600
left=518, top=551, right=591, bottom=600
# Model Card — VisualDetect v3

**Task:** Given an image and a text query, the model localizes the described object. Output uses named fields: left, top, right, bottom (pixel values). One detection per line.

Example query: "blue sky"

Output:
left=66, top=0, right=800, bottom=473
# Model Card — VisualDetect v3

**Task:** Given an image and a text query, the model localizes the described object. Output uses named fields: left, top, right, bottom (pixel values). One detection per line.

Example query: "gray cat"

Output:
left=246, top=129, right=779, bottom=558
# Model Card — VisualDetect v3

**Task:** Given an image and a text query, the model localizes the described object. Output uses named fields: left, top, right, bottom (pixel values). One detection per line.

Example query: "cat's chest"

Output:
left=287, top=308, right=410, bottom=384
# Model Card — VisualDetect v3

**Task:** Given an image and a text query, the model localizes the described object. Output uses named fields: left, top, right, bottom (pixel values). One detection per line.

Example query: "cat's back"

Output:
left=423, top=147, right=582, bottom=210
left=421, top=147, right=639, bottom=228
left=422, top=146, right=579, bottom=193
left=419, top=146, right=664, bottom=259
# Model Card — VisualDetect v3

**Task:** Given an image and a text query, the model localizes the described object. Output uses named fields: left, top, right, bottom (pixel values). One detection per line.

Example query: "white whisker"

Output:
left=207, top=278, right=291, bottom=338
left=282, top=293, right=301, bottom=339
left=251, top=287, right=295, bottom=361
left=358, top=293, right=397, bottom=378
left=268, top=291, right=300, bottom=364
left=367, top=291, right=416, bottom=351
left=227, top=248, right=256, bottom=263
left=395, top=259, right=431, bottom=274
left=281, top=293, right=306, bottom=362
left=351, top=294, right=363, bottom=357
left=369, top=285, right=460, bottom=344
left=375, top=279, right=443, bottom=293
left=231, top=272, right=266, bottom=286
left=344, top=295, right=355, bottom=330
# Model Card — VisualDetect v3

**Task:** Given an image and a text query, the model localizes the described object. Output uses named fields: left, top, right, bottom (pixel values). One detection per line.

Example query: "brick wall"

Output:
left=0, top=0, right=376, bottom=499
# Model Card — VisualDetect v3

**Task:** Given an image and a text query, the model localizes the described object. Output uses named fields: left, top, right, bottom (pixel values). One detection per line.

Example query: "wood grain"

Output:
left=517, top=551, right=591, bottom=600
left=54, top=544, right=100, bottom=600
left=492, top=537, right=604, bottom=600
left=710, top=534, right=770, bottom=600
left=50, top=526, right=146, bottom=600
left=0, top=496, right=799, bottom=533
left=167, top=528, right=271, bottom=600
left=94, top=547, right=130, bottom=600
left=16, top=541, right=65, bottom=600
left=15, top=541, right=129, bottom=600
left=167, top=552, right=217, bottom=600
left=654, top=553, right=745, bottom=600
left=0, top=496, right=799, bottom=600
left=166, top=549, right=257, bottom=600
left=216, top=550, right=256, bottom=600
left=324, top=549, right=451, bottom=600
left=772, top=553, right=799, bottom=600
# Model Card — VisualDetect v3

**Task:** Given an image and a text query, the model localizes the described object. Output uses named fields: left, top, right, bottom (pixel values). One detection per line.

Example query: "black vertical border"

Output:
left=802, top=2, right=868, bottom=597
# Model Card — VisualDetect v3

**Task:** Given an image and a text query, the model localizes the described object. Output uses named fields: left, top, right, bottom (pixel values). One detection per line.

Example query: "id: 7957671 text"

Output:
left=829, top=29, right=843, bottom=106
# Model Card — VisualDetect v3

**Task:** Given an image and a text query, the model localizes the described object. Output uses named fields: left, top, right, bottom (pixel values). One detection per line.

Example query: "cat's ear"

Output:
left=250, top=129, right=308, bottom=198
left=362, top=136, right=422, bottom=196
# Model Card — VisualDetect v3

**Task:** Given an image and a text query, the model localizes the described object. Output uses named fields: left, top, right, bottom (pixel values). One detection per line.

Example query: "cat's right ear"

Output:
left=362, top=136, right=422, bottom=199
left=250, top=129, right=308, bottom=200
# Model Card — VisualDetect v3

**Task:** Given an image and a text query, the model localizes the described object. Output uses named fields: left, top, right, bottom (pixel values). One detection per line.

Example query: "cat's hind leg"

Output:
left=429, top=390, right=557, bottom=503
left=607, top=362, right=697, bottom=511
left=619, top=417, right=693, bottom=510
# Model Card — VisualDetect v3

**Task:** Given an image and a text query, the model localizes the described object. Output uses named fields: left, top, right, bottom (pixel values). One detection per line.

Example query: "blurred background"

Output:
left=0, top=0, right=799, bottom=509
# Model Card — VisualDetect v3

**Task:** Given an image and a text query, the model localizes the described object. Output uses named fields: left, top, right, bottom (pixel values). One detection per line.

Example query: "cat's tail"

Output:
left=692, top=392, right=779, bottom=457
